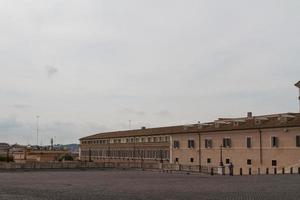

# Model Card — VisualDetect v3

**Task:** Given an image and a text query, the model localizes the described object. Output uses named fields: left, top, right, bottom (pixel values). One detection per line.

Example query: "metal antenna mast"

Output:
left=36, top=115, right=40, bottom=146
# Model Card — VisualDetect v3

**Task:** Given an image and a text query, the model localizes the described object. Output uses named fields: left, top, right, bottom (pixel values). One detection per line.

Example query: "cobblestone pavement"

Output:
left=0, top=169, right=299, bottom=200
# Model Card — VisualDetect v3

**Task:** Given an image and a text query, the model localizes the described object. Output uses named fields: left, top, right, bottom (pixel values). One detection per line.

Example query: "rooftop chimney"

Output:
left=141, top=126, right=146, bottom=130
left=247, top=112, right=253, bottom=118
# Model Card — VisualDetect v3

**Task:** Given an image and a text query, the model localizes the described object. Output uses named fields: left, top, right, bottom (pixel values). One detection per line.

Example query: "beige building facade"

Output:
left=80, top=112, right=300, bottom=175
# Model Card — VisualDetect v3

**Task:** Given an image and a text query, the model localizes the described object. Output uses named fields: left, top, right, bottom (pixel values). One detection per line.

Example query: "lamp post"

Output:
left=295, top=81, right=300, bottom=112
left=36, top=116, right=40, bottom=146
left=88, top=148, right=92, bottom=162
left=218, top=145, right=225, bottom=175
left=219, top=145, right=224, bottom=167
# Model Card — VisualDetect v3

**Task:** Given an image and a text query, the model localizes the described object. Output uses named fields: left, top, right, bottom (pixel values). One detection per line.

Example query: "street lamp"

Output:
left=219, top=145, right=224, bottom=167
left=295, top=81, right=300, bottom=112
left=218, top=145, right=225, bottom=175
left=36, top=115, right=40, bottom=146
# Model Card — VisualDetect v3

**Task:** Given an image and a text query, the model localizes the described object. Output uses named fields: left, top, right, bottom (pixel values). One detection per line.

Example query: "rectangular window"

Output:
left=205, top=139, right=212, bottom=148
left=246, top=137, right=252, bottom=148
left=223, top=138, right=231, bottom=148
left=296, top=136, right=300, bottom=147
left=207, top=158, right=211, bottom=164
left=173, top=141, right=180, bottom=148
left=272, top=160, right=277, bottom=166
left=147, top=137, right=151, bottom=142
left=190, top=158, right=194, bottom=162
left=175, top=158, right=179, bottom=162
left=225, top=158, right=230, bottom=164
left=165, top=136, right=169, bottom=142
left=247, top=159, right=252, bottom=165
left=188, top=140, right=195, bottom=148
left=271, top=137, right=278, bottom=147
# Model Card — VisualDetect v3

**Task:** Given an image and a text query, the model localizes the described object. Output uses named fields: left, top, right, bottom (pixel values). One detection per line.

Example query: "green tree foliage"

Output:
left=0, top=155, right=14, bottom=162
left=59, top=154, right=74, bottom=161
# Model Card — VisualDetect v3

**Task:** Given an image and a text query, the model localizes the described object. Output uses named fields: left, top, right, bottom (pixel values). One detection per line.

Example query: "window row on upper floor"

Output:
left=172, top=136, right=300, bottom=149
left=173, top=139, right=195, bottom=149
left=203, top=135, right=300, bottom=149
left=81, top=135, right=170, bottom=145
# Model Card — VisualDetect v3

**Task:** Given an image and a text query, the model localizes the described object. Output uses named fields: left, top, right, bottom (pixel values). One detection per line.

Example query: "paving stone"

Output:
left=0, top=170, right=299, bottom=200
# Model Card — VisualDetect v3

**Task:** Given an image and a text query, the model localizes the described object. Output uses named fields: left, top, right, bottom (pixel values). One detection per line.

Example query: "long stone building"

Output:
left=79, top=82, right=300, bottom=175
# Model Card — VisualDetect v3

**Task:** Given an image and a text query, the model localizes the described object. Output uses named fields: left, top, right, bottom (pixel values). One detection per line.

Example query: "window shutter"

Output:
left=296, top=136, right=300, bottom=147
left=275, top=137, right=278, bottom=147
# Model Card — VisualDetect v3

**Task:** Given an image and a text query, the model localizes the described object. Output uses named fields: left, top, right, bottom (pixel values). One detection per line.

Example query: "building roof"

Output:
left=0, top=143, right=9, bottom=148
left=295, top=81, right=300, bottom=88
left=80, top=112, right=300, bottom=140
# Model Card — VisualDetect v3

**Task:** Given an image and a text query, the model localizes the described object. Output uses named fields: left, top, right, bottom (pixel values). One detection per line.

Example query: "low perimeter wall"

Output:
left=1, top=161, right=299, bottom=176
left=0, top=161, right=159, bottom=170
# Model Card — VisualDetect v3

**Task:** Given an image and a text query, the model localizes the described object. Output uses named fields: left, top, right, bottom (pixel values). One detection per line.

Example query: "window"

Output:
left=207, top=158, right=211, bottom=164
left=175, top=158, right=179, bottom=162
left=255, top=119, right=261, bottom=125
left=271, top=136, right=278, bottom=147
left=296, top=136, right=300, bottom=147
left=153, top=137, right=157, bottom=142
left=272, top=160, right=277, bottom=166
left=190, top=158, right=194, bottom=162
left=141, top=137, right=145, bottom=143
left=147, top=137, right=151, bottom=142
left=223, top=138, right=231, bottom=148
left=173, top=141, right=180, bottom=148
left=246, top=137, right=252, bottom=148
left=247, top=159, right=252, bottom=165
left=165, top=136, right=169, bottom=142
left=205, top=139, right=212, bottom=148
left=233, top=121, right=239, bottom=127
left=188, top=140, right=195, bottom=148
left=225, top=158, right=230, bottom=164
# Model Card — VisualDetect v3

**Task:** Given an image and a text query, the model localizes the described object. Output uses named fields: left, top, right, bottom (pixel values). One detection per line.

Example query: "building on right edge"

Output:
left=80, top=113, right=300, bottom=175
left=79, top=81, right=300, bottom=175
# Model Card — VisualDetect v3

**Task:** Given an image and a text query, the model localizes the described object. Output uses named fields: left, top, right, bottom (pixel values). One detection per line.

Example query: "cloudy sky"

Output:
left=0, top=0, right=299, bottom=145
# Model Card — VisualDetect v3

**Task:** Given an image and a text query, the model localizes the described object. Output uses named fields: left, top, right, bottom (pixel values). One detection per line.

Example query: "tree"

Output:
left=59, top=154, right=74, bottom=161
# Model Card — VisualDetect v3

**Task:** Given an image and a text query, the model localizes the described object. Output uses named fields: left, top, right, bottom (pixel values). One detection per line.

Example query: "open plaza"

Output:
left=0, top=169, right=299, bottom=200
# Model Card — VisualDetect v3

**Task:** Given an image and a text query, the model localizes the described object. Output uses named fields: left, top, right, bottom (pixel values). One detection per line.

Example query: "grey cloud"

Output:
left=154, top=110, right=172, bottom=117
left=45, top=65, right=58, bottom=78
left=0, top=1, right=299, bottom=144
left=0, top=117, right=23, bottom=130
left=118, top=108, right=146, bottom=116
left=12, top=103, right=31, bottom=109
left=85, top=122, right=107, bottom=133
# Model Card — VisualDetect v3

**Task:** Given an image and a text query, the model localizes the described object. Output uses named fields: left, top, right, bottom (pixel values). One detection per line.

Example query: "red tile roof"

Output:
left=80, top=113, right=300, bottom=140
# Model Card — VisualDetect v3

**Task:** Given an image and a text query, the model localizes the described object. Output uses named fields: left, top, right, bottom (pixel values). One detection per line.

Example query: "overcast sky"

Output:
left=0, top=0, right=299, bottom=145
